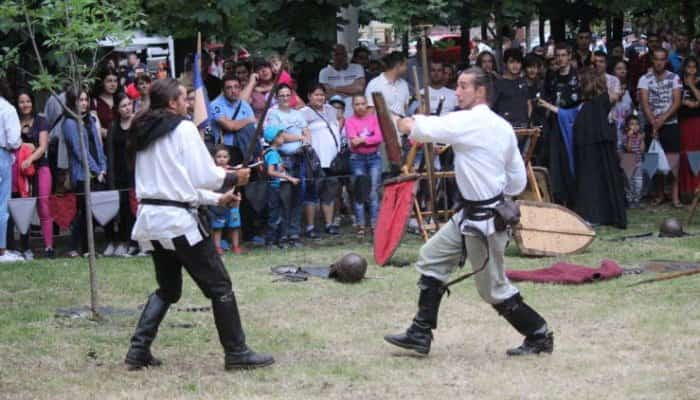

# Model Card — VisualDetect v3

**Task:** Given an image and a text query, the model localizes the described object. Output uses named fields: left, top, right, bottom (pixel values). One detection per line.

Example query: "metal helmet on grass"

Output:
left=329, top=253, right=368, bottom=283
left=659, top=217, right=685, bottom=238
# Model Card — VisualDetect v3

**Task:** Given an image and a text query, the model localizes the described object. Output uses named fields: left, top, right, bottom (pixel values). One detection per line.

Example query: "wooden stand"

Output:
left=515, top=128, right=544, bottom=202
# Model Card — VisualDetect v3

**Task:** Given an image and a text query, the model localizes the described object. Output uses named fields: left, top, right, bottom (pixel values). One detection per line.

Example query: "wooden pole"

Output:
left=419, top=26, right=438, bottom=225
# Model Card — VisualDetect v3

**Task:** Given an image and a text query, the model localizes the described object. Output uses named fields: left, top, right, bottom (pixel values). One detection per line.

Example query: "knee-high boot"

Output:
left=384, top=275, right=445, bottom=354
left=211, top=291, right=274, bottom=370
left=493, top=293, right=554, bottom=356
left=125, top=293, right=170, bottom=370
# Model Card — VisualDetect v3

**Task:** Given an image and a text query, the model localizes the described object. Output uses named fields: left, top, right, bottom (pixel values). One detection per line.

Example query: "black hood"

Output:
left=130, top=109, right=186, bottom=152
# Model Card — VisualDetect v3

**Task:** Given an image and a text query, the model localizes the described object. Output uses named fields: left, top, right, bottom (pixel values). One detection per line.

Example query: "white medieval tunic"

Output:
left=408, top=103, right=526, bottom=303
left=131, top=120, right=227, bottom=251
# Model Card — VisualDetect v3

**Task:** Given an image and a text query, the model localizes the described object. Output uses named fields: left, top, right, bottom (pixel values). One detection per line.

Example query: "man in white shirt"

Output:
left=319, top=44, right=366, bottom=118
left=422, top=60, right=457, bottom=115
left=0, top=79, right=23, bottom=263
left=365, top=51, right=410, bottom=116
left=384, top=68, right=553, bottom=357
left=125, top=78, right=274, bottom=372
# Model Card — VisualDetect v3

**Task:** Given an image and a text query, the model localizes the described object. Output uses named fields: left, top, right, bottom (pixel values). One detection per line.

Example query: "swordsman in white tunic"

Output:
left=125, top=78, right=274, bottom=371
left=384, top=68, right=554, bottom=356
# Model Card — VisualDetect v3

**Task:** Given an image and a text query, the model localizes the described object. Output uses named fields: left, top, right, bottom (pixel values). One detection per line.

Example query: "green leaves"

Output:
left=2, top=0, right=142, bottom=93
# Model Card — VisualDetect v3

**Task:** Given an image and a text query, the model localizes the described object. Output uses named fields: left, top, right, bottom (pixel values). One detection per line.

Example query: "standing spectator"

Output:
left=234, top=61, right=252, bottom=84
left=106, top=93, right=137, bottom=256
left=623, top=115, right=645, bottom=208
left=14, top=90, right=54, bottom=258
left=93, top=67, right=121, bottom=256
left=210, top=75, right=256, bottom=165
left=638, top=47, right=683, bottom=207
left=593, top=51, right=621, bottom=103
left=538, top=69, right=627, bottom=227
left=263, top=126, right=300, bottom=248
left=265, top=84, right=310, bottom=248
left=574, top=29, right=593, bottom=68
left=476, top=51, right=500, bottom=79
left=209, top=145, right=244, bottom=254
left=629, top=32, right=662, bottom=103
left=540, top=42, right=582, bottom=205
left=345, top=94, right=383, bottom=235
left=93, top=67, right=120, bottom=138
left=300, top=84, right=342, bottom=237
left=319, top=44, right=366, bottom=118
left=493, top=48, right=530, bottom=127
left=125, top=53, right=147, bottom=85
left=63, top=88, right=108, bottom=257
left=692, top=34, right=700, bottom=58
left=423, top=61, right=457, bottom=115
left=0, top=78, right=23, bottom=263
left=669, top=32, right=690, bottom=74
left=678, top=56, right=700, bottom=199
left=245, top=59, right=303, bottom=119
left=352, top=46, right=375, bottom=81
left=609, top=59, right=634, bottom=150
left=132, top=74, right=151, bottom=114
left=443, top=64, right=458, bottom=90
left=365, top=52, right=409, bottom=116
left=525, top=54, right=546, bottom=128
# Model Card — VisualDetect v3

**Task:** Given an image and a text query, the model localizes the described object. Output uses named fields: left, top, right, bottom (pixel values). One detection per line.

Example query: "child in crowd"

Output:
left=263, top=126, right=300, bottom=248
left=209, top=145, right=245, bottom=255
left=624, top=115, right=645, bottom=208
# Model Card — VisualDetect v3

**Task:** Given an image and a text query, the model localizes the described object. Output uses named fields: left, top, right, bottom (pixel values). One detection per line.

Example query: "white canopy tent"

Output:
left=98, top=31, right=176, bottom=78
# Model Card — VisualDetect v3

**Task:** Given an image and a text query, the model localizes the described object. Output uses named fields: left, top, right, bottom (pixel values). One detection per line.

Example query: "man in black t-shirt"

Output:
left=493, top=48, right=531, bottom=127
left=544, top=43, right=581, bottom=109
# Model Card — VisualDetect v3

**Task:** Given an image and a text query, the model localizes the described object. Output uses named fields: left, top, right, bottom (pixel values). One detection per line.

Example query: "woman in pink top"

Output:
left=345, top=94, right=383, bottom=234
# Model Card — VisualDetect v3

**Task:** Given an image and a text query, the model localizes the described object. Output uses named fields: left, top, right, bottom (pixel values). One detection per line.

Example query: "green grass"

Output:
left=0, top=205, right=699, bottom=399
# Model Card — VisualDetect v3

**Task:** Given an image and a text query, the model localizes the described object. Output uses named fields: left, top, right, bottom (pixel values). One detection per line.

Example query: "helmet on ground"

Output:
left=659, top=217, right=685, bottom=238
left=329, top=253, right=368, bottom=283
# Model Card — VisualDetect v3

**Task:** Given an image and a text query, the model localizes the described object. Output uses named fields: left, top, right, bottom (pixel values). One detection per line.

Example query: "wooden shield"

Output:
left=514, top=200, right=596, bottom=257
left=372, top=92, right=402, bottom=166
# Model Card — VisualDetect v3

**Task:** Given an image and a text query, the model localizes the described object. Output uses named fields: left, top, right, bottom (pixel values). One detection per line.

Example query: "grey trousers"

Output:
left=415, top=218, right=519, bottom=304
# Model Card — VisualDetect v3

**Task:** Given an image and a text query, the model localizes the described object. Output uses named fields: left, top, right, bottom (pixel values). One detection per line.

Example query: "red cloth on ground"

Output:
left=679, top=116, right=700, bottom=197
left=506, top=259, right=622, bottom=284
left=11, top=144, right=36, bottom=197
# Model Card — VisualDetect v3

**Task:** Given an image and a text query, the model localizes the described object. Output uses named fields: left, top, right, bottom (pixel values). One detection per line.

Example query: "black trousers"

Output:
left=151, top=235, right=233, bottom=304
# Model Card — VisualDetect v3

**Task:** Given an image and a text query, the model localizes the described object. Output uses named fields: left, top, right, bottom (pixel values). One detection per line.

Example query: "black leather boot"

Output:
left=384, top=275, right=445, bottom=355
left=212, top=292, right=274, bottom=370
left=493, top=293, right=554, bottom=356
left=125, top=293, right=169, bottom=370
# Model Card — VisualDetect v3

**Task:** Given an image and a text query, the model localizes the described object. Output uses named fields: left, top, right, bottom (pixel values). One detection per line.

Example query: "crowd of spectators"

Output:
left=2, top=27, right=700, bottom=262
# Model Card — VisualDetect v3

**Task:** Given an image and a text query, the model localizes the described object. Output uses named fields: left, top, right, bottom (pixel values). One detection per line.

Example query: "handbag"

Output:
left=312, top=107, right=349, bottom=176
left=648, top=138, right=670, bottom=174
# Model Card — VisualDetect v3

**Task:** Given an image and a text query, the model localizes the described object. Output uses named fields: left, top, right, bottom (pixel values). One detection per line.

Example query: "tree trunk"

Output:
left=682, top=0, right=696, bottom=37
left=493, top=0, right=504, bottom=69
left=459, top=8, right=471, bottom=63
left=550, top=15, right=566, bottom=42
left=539, top=13, right=545, bottom=46
left=71, top=87, right=100, bottom=321
left=402, top=31, right=409, bottom=58
left=612, top=13, right=624, bottom=43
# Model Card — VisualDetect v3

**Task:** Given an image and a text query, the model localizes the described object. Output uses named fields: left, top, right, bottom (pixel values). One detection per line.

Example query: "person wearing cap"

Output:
left=263, top=125, right=300, bottom=248
left=319, top=44, right=366, bottom=118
